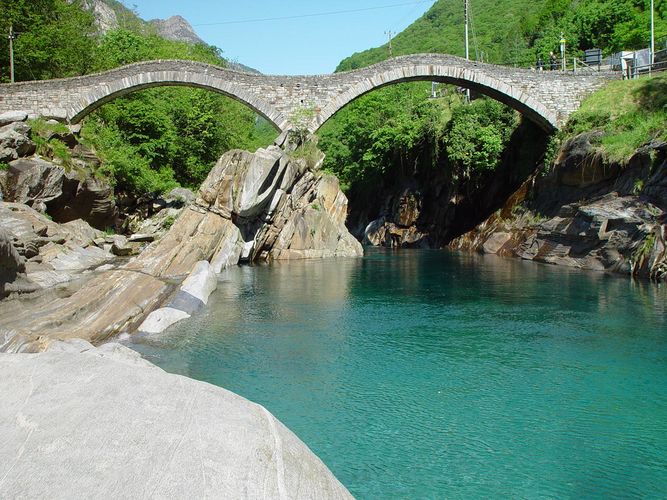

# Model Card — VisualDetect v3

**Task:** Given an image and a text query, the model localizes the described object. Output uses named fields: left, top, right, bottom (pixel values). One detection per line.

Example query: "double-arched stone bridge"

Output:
left=0, top=54, right=614, bottom=132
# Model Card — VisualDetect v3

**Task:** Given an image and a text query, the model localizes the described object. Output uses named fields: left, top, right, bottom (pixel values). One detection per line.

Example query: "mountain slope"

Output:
left=337, top=0, right=666, bottom=72
left=149, top=15, right=205, bottom=45
left=337, top=0, right=547, bottom=71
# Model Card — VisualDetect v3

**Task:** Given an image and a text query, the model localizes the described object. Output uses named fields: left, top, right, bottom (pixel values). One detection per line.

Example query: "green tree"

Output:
left=0, top=0, right=97, bottom=82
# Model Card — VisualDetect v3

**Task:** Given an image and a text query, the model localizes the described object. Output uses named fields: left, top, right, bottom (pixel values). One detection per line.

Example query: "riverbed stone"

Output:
left=167, top=291, right=205, bottom=315
left=0, top=346, right=352, bottom=499
left=137, top=307, right=191, bottom=334
left=0, top=111, right=28, bottom=126
left=179, top=260, right=218, bottom=304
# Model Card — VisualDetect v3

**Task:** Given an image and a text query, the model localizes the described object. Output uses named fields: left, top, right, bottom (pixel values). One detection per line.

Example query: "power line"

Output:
left=192, top=1, right=434, bottom=27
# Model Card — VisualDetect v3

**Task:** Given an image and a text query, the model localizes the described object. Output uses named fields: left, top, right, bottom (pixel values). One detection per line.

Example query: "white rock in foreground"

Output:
left=0, top=343, right=353, bottom=499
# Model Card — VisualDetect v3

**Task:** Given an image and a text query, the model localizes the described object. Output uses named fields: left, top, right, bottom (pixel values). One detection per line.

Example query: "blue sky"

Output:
left=131, top=0, right=435, bottom=75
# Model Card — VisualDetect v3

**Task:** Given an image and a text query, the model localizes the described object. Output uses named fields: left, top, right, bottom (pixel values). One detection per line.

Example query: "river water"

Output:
left=129, top=249, right=667, bottom=499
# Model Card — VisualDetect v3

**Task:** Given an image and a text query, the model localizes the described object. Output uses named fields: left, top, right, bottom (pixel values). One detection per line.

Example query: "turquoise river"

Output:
left=129, top=249, right=667, bottom=499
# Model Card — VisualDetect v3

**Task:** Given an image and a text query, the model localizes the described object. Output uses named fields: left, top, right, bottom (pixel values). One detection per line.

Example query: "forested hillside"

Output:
left=321, top=0, right=667, bottom=248
left=0, top=0, right=275, bottom=197
left=323, top=0, right=667, bottom=191
left=338, top=0, right=667, bottom=71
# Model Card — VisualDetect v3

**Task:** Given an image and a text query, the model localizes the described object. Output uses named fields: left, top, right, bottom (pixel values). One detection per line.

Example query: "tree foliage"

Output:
left=0, top=0, right=97, bottom=81
left=337, top=0, right=667, bottom=71
left=443, top=100, right=518, bottom=176
left=319, top=84, right=518, bottom=193
left=82, top=30, right=277, bottom=195
left=0, top=0, right=277, bottom=198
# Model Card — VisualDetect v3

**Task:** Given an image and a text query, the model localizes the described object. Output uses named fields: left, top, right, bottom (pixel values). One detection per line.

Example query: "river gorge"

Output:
left=1, top=111, right=667, bottom=498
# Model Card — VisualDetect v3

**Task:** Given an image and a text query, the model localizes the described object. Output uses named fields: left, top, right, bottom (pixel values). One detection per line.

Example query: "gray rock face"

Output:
left=0, top=202, right=113, bottom=292
left=362, top=188, right=428, bottom=248
left=138, top=260, right=219, bottom=334
left=0, top=111, right=28, bottom=127
left=149, top=15, right=205, bottom=45
left=0, top=144, right=361, bottom=351
left=80, top=0, right=119, bottom=33
left=0, top=227, right=37, bottom=298
left=198, top=146, right=363, bottom=262
left=165, top=186, right=196, bottom=205
left=0, top=121, right=35, bottom=162
left=0, top=345, right=352, bottom=499
left=450, top=140, right=667, bottom=281
left=5, top=157, right=116, bottom=229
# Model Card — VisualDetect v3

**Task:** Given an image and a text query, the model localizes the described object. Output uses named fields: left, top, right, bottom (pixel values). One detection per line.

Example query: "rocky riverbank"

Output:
left=352, top=121, right=549, bottom=249
left=0, top=118, right=362, bottom=351
left=0, top=339, right=352, bottom=498
left=449, top=136, right=667, bottom=280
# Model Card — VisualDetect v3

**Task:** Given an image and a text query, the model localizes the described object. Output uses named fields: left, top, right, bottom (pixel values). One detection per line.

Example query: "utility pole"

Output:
left=651, top=0, right=655, bottom=65
left=464, top=0, right=470, bottom=102
left=9, top=24, right=15, bottom=84
left=385, top=30, right=394, bottom=57
left=464, top=0, right=470, bottom=61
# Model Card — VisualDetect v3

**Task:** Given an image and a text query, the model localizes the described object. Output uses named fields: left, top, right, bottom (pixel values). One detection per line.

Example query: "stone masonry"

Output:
left=0, top=54, right=615, bottom=132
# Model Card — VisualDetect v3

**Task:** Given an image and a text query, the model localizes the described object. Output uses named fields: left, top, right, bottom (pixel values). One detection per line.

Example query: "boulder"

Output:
left=165, top=186, right=196, bottom=205
left=6, top=157, right=68, bottom=208
left=0, top=122, right=36, bottom=162
left=0, top=227, right=28, bottom=298
left=4, top=158, right=116, bottom=229
left=0, top=111, right=28, bottom=127
left=360, top=187, right=427, bottom=248
left=46, top=176, right=116, bottom=230
left=109, top=235, right=142, bottom=256
left=210, top=223, right=243, bottom=272
left=0, top=346, right=352, bottom=498
left=179, top=260, right=218, bottom=305
left=197, top=147, right=292, bottom=218
left=128, top=233, right=155, bottom=243
left=60, top=218, right=103, bottom=247
left=137, top=307, right=191, bottom=334
left=0, top=203, right=113, bottom=291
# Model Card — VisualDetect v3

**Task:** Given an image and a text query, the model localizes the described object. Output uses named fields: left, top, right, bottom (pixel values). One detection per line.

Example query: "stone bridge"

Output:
left=0, top=54, right=614, bottom=132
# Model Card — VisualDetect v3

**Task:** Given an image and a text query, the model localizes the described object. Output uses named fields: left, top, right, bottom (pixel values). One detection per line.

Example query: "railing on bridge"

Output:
left=500, top=42, right=667, bottom=79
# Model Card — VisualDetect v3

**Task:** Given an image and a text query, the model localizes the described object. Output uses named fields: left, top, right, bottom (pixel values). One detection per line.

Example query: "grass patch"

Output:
left=563, top=74, right=667, bottom=162
left=28, top=118, right=70, bottom=137
left=0, top=162, right=8, bottom=171
left=289, top=140, right=323, bottom=170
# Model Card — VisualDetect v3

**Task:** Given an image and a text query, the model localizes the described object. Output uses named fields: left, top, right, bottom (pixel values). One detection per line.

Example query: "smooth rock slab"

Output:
left=0, top=111, right=28, bottom=126
left=137, top=306, right=191, bottom=334
left=0, top=345, right=352, bottom=499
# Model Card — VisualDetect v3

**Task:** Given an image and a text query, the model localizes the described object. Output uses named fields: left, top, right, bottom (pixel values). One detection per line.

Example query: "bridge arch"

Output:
left=65, top=62, right=288, bottom=130
left=314, top=62, right=559, bottom=133
left=0, top=55, right=611, bottom=134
